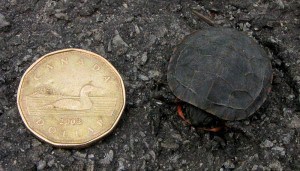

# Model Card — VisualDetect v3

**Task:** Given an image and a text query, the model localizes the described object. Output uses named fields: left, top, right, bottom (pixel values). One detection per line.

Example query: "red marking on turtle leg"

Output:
left=177, top=104, right=191, bottom=125
left=198, top=127, right=223, bottom=133
left=177, top=104, right=186, bottom=120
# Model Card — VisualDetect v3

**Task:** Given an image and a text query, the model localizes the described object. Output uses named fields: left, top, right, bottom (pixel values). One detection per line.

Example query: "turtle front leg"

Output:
left=177, top=103, right=224, bottom=132
left=177, top=104, right=191, bottom=125
left=186, top=104, right=222, bottom=126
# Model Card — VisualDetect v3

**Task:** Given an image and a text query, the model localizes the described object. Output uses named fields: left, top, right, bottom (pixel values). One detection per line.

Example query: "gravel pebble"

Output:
left=251, top=165, right=265, bottom=171
left=293, top=76, right=300, bottom=82
left=86, top=160, right=95, bottom=171
left=88, top=154, right=95, bottom=159
left=222, top=159, right=235, bottom=169
left=272, top=146, right=286, bottom=156
left=31, top=139, right=42, bottom=147
left=47, top=159, right=55, bottom=167
left=282, top=133, right=292, bottom=145
left=149, top=150, right=156, bottom=161
left=269, top=161, right=283, bottom=171
left=100, top=150, right=114, bottom=165
left=0, top=13, right=10, bottom=29
left=54, top=13, right=69, bottom=20
left=148, top=70, right=161, bottom=79
left=140, top=52, right=148, bottom=65
left=37, top=160, right=46, bottom=170
left=260, top=139, right=274, bottom=148
left=117, top=158, right=125, bottom=171
left=74, top=151, right=87, bottom=159
left=288, top=116, right=300, bottom=128
left=134, top=24, right=141, bottom=34
left=275, top=0, right=285, bottom=9
left=139, top=74, right=149, bottom=81
left=161, top=141, right=179, bottom=150
left=112, top=31, right=129, bottom=56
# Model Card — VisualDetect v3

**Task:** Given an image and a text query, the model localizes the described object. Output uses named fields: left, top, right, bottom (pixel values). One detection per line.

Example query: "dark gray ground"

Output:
left=0, top=0, right=299, bottom=170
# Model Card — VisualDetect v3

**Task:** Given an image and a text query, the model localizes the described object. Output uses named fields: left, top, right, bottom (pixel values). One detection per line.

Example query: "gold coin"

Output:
left=17, top=48, right=126, bottom=148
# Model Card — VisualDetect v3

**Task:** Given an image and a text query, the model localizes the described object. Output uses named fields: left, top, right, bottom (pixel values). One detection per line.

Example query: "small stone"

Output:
left=95, top=13, right=105, bottom=22
left=112, top=34, right=128, bottom=47
left=54, top=13, right=69, bottom=20
left=222, top=159, right=235, bottom=169
left=283, top=108, right=292, bottom=115
left=0, top=13, right=10, bottom=29
left=149, top=150, right=156, bottom=160
left=275, top=0, right=285, bottom=9
left=139, top=74, right=149, bottom=81
left=272, top=146, right=286, bottom=156
left=269, top=161, right=283, bottom=171
left=169, top=154, right=180, bottom=163
left=22, top=141, right=31, bottom=150
left=293, top=76, right=300, bottom=82
left=31, top=139, right=42, bottom=147
left=86, top=160, right=95, bottom=171
left=107, top=41, right=112, bottom=52
left=23, top=55, right=31, bottom=62
left=78, top=5, right=96, bottom=17
left=140, top=52, right=148, bottom=65
left=74, top=151, right=87, bottom=159
left=117, top=158, right=125, bottom=171
left=134, top=24, right=140, bottom=34
left=260, top=139, right=274, bottom=148
left=288, top=116, right=300, bottom=128
left=94, top=32, right=102, bottom=42
left=245, top=22, right=251, bottom=28
left=253, top=27, right=259, bottom=31
left=282, top=133, right=292, bottom=145
left=123, top=3, right=128, bottom=9
left=88, top=154, right=95, bottom=159
left=251, top=165, right=265, bottom=171
left=112, top=31, right=129, bottom=55
left=10, top=0, right=17, bottom=5
left=47, top=159, right=55, bottom=167
left=287, top=94, right=295, bottom=100
left=251, top=165, right=258, bottom=171
left=95, top=44, right=106, bottom=57
left=100, top=150, right=114, bottom=165
left=269, top=36, right=281, bottom=44
left=139, top=131, right=146, bottom=137
left=123, top=144, right=129, bottom=152
left=125, top=16, right=134, bottom=22
left=37, top=160, right=46, bottom=170
left=9, top=36, right=21, bottom=46
left=148, top=70, right=161, bottom=79
left=171, top=133, right=183, bottom=142
left=161, top=141, right=179, bottom=150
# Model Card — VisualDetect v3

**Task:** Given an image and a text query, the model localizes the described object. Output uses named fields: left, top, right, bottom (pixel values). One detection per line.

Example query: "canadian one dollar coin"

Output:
left=17, top=48, right=126, bottom=148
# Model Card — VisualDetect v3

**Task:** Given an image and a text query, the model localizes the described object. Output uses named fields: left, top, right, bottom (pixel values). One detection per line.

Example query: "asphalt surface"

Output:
left=0, top=0, right=299, bottom=170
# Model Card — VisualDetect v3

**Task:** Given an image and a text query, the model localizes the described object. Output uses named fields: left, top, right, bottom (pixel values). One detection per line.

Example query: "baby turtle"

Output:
left=167, top=16, right=272, bottom=128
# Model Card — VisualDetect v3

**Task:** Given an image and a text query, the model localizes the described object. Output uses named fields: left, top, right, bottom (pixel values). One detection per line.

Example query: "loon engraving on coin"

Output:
left=43, top=84, right=100, bottom=110
left=17, top=48, right=126, bottom=148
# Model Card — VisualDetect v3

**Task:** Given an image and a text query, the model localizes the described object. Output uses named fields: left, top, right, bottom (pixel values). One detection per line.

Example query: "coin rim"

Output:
left=17, top=48, right=126, bottom=148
